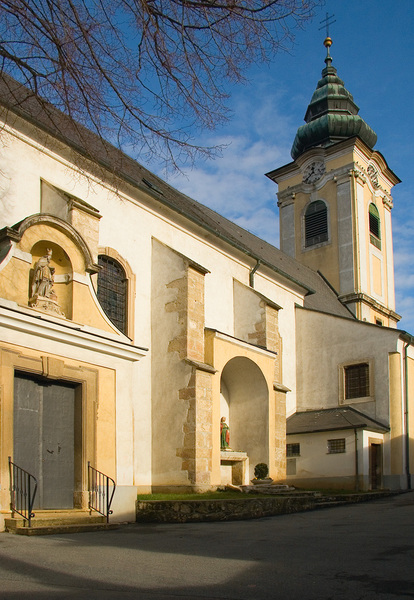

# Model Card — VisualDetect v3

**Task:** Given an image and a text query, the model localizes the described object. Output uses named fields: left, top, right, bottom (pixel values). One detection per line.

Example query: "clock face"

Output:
left=303, top=161, right=325, bottom=184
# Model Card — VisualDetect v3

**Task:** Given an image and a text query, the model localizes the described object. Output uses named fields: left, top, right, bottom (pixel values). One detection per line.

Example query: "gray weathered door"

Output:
left=14, top=373, right=76, bottom=509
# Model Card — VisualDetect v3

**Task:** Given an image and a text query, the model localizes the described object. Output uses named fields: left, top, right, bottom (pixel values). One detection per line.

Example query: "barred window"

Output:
left=345, top=363, right=370, bottom=399
left=369, top=203, right=381, bottom=249
left=327, top=438, right=346, bottom=454
left=305, top=200, right=328, bottom=247
left=287, top=443, right=300, bottom=457
left=97, top=255, right=127, bottom=334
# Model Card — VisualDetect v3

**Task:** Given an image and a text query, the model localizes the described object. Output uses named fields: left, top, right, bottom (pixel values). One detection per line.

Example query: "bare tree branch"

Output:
left=0, top=0, right=321, bottom=169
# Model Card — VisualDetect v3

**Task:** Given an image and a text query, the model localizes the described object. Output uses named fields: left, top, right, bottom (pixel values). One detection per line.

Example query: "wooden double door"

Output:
left=13, top=373, right=79, bottom=509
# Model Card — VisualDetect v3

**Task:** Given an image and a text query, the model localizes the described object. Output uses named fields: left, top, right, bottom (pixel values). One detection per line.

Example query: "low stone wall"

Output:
left=136, top=496, right=318, bottom=523
left=136, top=491, right=398, bottom=523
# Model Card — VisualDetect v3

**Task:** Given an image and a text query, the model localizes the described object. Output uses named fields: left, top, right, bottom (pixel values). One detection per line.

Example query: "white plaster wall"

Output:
left=253, top=275, right=301, bottom=416
left=233, top=280, right=264, bottom=342
left=287, top=430, right=356, bottom=480
left=287, top=428, right=386, bottom=489
left=296, top=308, right=400, bottom=424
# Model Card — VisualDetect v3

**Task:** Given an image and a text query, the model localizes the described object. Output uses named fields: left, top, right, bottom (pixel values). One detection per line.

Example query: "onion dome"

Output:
left=291, top=37, right=377, bottom=160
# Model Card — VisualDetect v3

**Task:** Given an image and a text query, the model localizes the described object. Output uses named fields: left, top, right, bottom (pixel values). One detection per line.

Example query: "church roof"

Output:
left=291, top=38, right=377, bottom=160
left=0, top=74, right=353, bottom=320
left=287, top=406, right=389, bottom=435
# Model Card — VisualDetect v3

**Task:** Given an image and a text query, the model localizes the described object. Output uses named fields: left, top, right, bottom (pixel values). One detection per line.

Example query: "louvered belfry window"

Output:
left=344, top=363, right=370, bottom=399
left=305, top=200, right=328, bottom=247
left=97, top=255, right=127, bottom=334
left=369, top=203, right=381, bottom=249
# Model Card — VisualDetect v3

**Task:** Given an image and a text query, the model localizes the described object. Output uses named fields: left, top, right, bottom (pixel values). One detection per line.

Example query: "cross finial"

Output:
left=319, top=12, right=336, bottom=38
left=319, top=12, right=336, bottom=64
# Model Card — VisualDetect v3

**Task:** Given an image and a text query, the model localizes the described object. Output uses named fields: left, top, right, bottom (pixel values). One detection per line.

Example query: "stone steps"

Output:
left=5, top=510, right=119, bottom=535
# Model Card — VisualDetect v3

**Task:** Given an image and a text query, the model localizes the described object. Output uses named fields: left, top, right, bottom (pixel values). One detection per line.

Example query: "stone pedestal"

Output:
left=220, top=451, right=249, bottom=486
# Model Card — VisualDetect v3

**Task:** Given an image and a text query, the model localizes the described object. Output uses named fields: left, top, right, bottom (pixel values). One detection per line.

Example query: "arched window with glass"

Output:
left=304, top=200, right=328, bottom=247
left=97, top=255, right=127, bottom=334
left=369, top=203, right=381, bottom=249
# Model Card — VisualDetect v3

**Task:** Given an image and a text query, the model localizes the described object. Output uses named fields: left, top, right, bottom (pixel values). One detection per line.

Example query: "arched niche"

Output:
left=220, top=356, right=269, bottom=479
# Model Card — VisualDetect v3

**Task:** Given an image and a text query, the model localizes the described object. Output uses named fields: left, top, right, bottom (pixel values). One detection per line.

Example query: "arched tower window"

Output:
left=97, top=255, right=127, bottom=334
left=369, top=203, right=381, bottom=249
left=304, top=200, right=328, bottom=247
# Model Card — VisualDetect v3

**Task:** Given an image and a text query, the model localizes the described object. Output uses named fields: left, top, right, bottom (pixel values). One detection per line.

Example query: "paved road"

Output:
left=1, top=493, right=414, bottom=599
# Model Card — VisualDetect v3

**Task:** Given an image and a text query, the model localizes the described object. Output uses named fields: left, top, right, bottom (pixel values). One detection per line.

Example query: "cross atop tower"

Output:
left=319, top=12, right=336, bottom=38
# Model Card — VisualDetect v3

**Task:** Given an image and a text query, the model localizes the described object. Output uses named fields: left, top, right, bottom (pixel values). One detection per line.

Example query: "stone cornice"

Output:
left=338, top=292, right=401, bottom=322
left=0, top=299, right=148, bottom=361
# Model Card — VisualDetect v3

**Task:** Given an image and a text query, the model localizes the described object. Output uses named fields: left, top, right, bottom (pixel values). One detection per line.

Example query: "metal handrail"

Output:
left=8, top=457, right=38, bottom=527
left=88, top=462, right=116, bottom=523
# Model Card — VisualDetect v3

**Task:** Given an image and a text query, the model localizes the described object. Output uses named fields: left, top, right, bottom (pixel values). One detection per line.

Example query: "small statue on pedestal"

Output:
left=29, top=249, right=64, bottom=316
left=220, top=416, right=231, bottom=451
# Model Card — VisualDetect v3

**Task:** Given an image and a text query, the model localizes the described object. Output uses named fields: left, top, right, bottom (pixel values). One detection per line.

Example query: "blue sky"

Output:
left=154, top=0, right=414, bottom=333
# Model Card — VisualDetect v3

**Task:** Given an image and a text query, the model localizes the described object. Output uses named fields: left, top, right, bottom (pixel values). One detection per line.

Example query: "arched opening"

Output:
left=369, top=203, right=381, bottom=249
left=304, top=200, right=328, bottom=247
left=220, top=357, right=269, bottom=480
left=97, top=255, right=128, bottom=334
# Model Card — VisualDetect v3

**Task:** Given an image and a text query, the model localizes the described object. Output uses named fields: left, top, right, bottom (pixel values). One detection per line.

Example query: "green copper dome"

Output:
left=291, top=39, right=377, bottom=160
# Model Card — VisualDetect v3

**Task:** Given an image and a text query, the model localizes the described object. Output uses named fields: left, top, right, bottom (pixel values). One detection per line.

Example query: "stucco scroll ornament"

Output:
left=29, top=249, right=65, bottom=316
left=367, top=164, right=379, bottom=188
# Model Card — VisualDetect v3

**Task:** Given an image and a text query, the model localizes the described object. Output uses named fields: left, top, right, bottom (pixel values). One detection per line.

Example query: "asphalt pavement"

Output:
left=1, top=492, right=414, bottom=599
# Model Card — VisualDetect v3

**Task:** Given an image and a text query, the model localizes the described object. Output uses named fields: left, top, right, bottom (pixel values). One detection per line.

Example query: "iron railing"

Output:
left=88, top=462, right=116, bottom=522
left=8, top=457, right=38, bottom=527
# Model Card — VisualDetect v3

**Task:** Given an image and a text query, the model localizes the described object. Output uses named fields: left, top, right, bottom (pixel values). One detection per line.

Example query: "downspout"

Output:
left=354, top=428, right=360, bottom=491
left=249, top=260, right=261, bottom=288
left=404, top=342, right=411, bottom=489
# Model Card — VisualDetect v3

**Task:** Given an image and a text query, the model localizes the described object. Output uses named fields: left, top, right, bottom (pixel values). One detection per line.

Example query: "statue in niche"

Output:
left=31, top=249, right=55, bottom=298
left=29, top=249, right=64, bottom=316
left=220, top=417, right=231, bottom=451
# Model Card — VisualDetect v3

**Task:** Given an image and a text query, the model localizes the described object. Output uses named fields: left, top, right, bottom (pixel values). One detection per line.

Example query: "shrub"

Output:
left=254, top=463, right=269, bottom=479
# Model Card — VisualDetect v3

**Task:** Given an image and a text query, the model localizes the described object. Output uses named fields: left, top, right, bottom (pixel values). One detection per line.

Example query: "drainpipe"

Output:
left=354, top=428, right=360, bottom=491
left=404, top=342, right=411, bottom=490
left=249, top=260, right=261, bottom=288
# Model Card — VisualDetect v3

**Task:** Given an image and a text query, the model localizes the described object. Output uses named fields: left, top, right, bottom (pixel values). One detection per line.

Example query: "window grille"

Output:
left=327, top=438, right=346, bottom=454
left=97, top=255, right=127, bottom=334
left=344, top=363, right=370, bottom=399
left=287, top=443, right=300, bottom=457
left=369, top=204, right=381, bottom=249
left=305, top=200, right=328, bottom=247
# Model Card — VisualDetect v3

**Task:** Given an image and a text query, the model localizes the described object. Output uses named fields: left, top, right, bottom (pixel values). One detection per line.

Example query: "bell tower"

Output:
left=266, top=37, right=401, bottom=327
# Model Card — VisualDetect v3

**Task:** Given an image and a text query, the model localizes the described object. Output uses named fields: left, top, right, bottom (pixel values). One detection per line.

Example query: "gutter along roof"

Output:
left=0, top=74, right=352, bottom=320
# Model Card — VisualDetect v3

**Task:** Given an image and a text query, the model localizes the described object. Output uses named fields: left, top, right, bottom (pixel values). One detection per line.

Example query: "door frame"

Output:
left=1, top=347, right=98, bottom=511
left=368, top=438, right=383, bottom=490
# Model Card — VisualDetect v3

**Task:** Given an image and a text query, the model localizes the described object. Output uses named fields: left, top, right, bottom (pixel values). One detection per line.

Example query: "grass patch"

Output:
left=137, top=491, right=264, bottom=501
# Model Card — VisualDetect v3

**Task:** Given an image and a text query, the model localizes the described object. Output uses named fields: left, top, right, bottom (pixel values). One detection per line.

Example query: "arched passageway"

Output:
left=221, top=357, right=269, bottom=480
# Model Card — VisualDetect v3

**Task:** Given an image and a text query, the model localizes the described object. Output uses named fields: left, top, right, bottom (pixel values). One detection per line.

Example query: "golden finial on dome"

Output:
left=324, top=36, right=333, bottom=49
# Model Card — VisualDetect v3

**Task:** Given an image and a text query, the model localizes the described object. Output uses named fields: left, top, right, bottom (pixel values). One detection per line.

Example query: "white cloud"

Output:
left=160, top=89, right=297, bottom=248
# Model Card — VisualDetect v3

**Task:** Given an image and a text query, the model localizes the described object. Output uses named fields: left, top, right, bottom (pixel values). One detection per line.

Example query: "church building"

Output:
left=0, top=36, right=412, bottom=531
